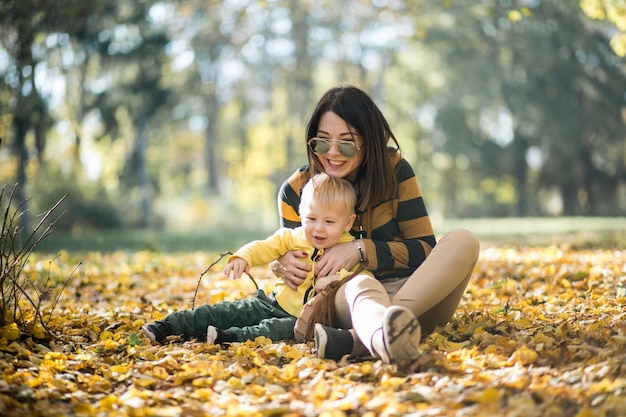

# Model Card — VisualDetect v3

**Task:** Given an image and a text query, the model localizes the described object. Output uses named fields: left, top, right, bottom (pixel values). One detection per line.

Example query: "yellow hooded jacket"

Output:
left=227, top=227, right=358, bottom=317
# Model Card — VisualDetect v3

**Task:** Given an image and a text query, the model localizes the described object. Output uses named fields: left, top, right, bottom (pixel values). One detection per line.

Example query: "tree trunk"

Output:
left=136, top=108, right=150, bottom=228
left=12, top=114, right=30, bottom=234
left=511, top=133, right=528, bottom=217
left=205, top=95, right=219, bottom=193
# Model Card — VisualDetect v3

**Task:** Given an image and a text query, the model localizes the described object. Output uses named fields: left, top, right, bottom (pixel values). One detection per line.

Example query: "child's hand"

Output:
left=224, top=258, right=250, bottom=280
left=314, top=274, right=340, bottom=292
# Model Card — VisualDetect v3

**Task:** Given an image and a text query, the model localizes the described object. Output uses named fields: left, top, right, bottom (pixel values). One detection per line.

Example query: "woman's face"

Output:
left=314, top=111, right=364, bottom=182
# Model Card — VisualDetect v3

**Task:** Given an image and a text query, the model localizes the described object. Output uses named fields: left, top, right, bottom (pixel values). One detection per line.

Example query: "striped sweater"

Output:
left=278, top=153, right=436, bottom=280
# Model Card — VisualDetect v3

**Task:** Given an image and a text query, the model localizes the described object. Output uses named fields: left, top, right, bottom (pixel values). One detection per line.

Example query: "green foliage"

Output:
left=33, top=225, right=273, bottom=254
left=0, top=0, right=624, bottom=226
left=29, top=165, right=122, bottom=231
left=417, top=0, right=626, bottom=217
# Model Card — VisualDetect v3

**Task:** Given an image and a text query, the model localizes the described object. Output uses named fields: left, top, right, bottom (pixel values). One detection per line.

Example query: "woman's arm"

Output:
left=361, top=158, right=436, bottom=279
left=277, top=165, right=309, bottom=228
left=272, top=168, right=312, bottom=289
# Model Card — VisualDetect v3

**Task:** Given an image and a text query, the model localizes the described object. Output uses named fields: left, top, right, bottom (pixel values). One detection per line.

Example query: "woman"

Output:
left=272, top=85, right=480, bottom=366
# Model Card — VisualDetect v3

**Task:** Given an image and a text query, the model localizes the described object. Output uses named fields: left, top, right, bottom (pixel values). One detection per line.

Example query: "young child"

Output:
left=142, top=173, right=360, bottom=344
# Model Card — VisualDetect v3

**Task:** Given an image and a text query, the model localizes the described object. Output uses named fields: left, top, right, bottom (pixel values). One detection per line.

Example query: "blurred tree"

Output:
left=183, top=0, right=235, bottom=193
left=497, top=0, right=626, bottom=216
left=1, top=1, right=172, bottom=229
left=280, top=0, right=314, bottom=188
left=1, top=0, right=624, bottom=233
left=413, top=0, right=626, bottom=216
left=110, top=3, right=171, bottom=227
left=580, top=0, right=626, bottom=57
left=0, top=0, right=108, bottom=230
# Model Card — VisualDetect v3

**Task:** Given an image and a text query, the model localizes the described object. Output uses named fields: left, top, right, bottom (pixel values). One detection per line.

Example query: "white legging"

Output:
left=334, top=229, right=480, bottom=357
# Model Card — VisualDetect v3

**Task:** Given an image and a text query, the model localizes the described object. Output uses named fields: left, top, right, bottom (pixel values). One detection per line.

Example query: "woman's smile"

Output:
left=317, top=112, right=363, bottom=181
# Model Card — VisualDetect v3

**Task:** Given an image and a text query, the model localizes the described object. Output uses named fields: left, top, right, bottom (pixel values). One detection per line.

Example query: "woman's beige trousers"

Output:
left=334, top=228, right=480, bottom=357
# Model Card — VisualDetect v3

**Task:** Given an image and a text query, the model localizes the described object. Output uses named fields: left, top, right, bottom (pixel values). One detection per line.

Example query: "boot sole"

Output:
left=313, top=323, right=329, bottom=359
left=382, top=306, right=422, bottom=366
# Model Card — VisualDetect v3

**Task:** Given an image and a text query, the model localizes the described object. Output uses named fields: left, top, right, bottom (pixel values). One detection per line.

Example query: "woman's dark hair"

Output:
left=305, top=85, right=401, bottom=210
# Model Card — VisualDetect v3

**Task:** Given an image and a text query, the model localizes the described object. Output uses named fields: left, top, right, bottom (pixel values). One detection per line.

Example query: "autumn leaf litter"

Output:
left=1, top=246, right=625, bottom=416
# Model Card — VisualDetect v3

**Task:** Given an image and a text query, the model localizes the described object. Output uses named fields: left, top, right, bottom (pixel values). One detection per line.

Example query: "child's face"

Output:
left=300, top=200, right=356, bottom=249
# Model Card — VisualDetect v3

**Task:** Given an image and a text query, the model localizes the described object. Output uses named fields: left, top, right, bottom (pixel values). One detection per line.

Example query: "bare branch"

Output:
left=191, top=251, right=233, bottom=309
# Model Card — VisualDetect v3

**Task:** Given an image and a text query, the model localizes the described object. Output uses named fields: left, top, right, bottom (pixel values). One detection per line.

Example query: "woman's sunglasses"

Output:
left=307, top=137, right=362, bottom=158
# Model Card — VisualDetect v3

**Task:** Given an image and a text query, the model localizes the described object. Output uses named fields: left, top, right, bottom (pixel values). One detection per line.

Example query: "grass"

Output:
left=438, top=216, right=626, bottom=249
left=33, top=216, right=626, bottom=254
left=33, top=226, right=271, bottom=254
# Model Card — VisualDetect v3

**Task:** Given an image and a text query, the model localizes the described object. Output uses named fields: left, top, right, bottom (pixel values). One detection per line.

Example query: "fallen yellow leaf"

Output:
left=509, top=345, right=538, bottom=366
left=0, top=323, right=21, bottom=341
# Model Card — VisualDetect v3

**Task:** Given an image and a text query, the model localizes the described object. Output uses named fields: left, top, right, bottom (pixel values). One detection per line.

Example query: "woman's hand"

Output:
left=315, top=241, right=360, bottom=278
left=271, top=250, right=311, bottom=290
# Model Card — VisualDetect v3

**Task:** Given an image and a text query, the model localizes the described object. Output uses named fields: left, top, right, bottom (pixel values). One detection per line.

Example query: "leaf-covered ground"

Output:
left=1, top=245, right=625, bottom=416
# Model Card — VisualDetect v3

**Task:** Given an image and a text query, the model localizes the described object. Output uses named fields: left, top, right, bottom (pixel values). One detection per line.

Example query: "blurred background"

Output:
left=1, top=0, right=625, bottom=251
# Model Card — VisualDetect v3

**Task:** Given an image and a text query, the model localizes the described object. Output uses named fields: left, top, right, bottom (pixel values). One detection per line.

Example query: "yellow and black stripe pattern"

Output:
left=277, top=155, right=436, bottom=281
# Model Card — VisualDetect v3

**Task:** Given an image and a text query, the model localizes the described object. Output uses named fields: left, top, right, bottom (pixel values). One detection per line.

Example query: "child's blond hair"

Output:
left=299, top=173, right=356, bottom=216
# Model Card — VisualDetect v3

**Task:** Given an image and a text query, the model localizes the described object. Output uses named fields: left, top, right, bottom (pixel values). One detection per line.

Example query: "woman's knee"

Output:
left=344, top=273, right=385, bottom=298
left=440, top=228, right=480, bottom=259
